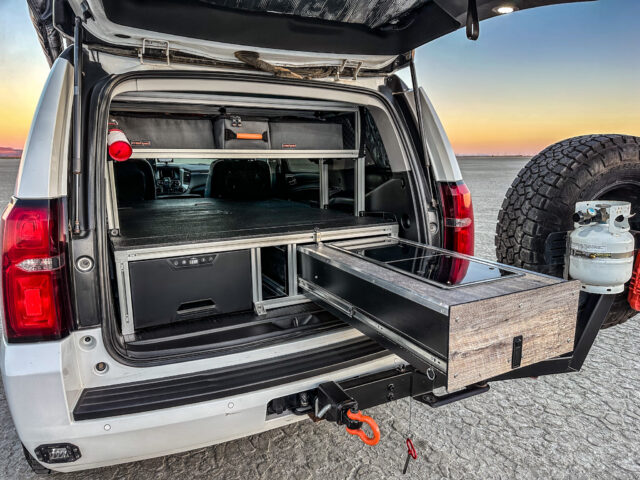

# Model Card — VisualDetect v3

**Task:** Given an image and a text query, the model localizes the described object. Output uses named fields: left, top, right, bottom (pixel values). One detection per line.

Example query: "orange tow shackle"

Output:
left=345, top=409, right=381, bottom=446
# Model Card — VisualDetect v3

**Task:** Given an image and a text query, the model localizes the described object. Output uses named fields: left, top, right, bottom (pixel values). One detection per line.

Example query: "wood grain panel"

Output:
left=447, top=280, right=581, bottom=391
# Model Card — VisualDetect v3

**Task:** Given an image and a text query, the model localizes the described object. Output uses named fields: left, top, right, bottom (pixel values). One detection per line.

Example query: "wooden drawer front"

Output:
left=448, top=281, right=580, bottom=391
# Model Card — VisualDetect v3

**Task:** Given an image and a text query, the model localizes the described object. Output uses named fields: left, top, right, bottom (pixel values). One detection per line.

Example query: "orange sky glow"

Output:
left=1, top=0, right=639, bottom=156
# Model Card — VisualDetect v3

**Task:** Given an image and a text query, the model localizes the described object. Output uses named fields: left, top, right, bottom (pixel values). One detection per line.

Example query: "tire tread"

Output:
left=495, top=134, right=640, bottom=328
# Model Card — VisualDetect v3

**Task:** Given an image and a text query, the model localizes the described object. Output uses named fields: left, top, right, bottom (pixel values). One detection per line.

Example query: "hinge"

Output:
left=80, top=0, right=93, bottom=20
left=254, top=302, right=267, bottom=316
left=335, top=60, right=363, bottom=81
left=139, top=39, right=171, bottom=66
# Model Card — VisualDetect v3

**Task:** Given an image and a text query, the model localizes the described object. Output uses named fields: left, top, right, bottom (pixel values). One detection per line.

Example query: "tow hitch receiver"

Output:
left=314, top=381, right=380, bottom=446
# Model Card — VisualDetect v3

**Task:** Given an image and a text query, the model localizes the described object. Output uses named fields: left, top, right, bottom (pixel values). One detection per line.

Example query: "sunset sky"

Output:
left=0, top=0, right=638, bottom=155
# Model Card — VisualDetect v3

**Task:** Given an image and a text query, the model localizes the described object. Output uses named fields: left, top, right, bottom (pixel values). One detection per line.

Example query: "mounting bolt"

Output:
left=94, top=362, right=108, bottom=374
left=76, top=256, right=94, bottom=272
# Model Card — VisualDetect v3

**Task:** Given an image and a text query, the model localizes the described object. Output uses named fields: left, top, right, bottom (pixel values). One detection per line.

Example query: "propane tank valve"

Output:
left=568, top=201, right=635, bottom=294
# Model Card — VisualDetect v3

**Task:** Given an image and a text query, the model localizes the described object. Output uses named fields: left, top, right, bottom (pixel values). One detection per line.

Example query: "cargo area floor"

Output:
left=111, top=198, right=395, bottom=250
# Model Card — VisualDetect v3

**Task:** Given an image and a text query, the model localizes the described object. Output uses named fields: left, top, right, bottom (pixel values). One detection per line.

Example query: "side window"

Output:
left=363, top=109, right=392, bottom=193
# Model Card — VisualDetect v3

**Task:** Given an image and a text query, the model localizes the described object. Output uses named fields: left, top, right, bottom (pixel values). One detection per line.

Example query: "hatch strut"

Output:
left=71, top=16, right=84, bottom=234
left=466, top=0, right=480, bottom=41
left=71, top=2, right=93, bottom=234
left=408, top=50, right=437, bottom=218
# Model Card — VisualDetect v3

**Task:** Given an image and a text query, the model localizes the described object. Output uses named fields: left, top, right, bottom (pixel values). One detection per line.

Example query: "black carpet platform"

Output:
left=111, top=198, right=395, bottom=250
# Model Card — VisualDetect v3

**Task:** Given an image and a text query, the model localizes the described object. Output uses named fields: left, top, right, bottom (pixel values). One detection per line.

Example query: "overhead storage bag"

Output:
left=110, top=116, right=215, bottom=150
left=214, top=115, right=270, bottom=149
left=269, top=121, right=344, bottom=150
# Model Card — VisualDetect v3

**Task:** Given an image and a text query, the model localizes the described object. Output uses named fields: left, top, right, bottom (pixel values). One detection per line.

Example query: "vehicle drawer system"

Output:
left=101, top=90, right=629, bottom=454
left=297, top=237, right=580, bottom=390
left=112, top=226, right=583, bottom=387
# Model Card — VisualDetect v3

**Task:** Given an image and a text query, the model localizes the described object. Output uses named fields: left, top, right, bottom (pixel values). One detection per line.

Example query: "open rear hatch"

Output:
left=49, top=0, right=592, bottom=71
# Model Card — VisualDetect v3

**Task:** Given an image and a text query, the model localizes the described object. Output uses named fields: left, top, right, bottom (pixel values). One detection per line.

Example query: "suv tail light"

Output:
left=438, top=181, right=474, bottom=285
left=1, top=199, right=71, bottom=342
left=439, top=181, right=474, bottom=256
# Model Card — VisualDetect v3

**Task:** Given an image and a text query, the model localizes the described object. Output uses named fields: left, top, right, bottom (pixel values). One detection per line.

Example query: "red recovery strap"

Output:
left=628, top=253, right=640, bottom=311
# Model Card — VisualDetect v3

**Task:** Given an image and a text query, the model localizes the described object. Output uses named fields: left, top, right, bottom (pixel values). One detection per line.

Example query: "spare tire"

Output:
left=495, top=134, right=639, bottom=328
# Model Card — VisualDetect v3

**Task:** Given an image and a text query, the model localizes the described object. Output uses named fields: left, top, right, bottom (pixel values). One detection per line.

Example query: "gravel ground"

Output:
left=0, top=157, right=638, bottom=479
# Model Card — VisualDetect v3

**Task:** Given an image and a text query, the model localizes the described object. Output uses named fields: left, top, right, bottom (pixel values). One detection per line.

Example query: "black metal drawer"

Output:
left=129, top=250, right=252, bottom=330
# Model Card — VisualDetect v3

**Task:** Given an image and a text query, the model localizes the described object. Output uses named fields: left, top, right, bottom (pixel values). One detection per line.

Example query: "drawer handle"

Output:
left=177, top=299, right=216, bottom=314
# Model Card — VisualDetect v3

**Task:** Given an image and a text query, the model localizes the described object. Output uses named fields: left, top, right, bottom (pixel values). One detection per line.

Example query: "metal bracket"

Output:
left=139, top=39, right=171, bottom=66
left=416, top=383, right=489, bottom=408
left=335, top=60, right=363, bottom=81
left=355, top=156, right=365, bottom=216
left=105, top=160, right=120, bottom=236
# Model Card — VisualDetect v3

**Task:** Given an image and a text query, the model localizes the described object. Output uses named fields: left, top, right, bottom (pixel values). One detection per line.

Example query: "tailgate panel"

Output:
left=298, top=239, right=580, bottom=391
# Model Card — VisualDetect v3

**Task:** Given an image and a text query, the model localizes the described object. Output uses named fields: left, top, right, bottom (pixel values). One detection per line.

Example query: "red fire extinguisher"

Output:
left=107, top=119, right=132, bottom=161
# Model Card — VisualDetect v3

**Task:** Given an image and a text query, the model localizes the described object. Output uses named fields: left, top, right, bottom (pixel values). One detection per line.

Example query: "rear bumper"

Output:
left=0, top=328, right=399, bottom=473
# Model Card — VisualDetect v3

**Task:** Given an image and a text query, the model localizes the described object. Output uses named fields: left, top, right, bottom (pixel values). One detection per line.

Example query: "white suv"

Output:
left=2, top=0, right=638, bottom=474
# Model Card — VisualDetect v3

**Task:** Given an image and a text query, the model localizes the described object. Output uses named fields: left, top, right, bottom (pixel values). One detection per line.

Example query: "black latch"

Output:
left=512, top=335, right=523, bottom=369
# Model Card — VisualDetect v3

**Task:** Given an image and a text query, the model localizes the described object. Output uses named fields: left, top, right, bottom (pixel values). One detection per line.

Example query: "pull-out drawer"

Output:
left=297, top=238, right=580, bottom=391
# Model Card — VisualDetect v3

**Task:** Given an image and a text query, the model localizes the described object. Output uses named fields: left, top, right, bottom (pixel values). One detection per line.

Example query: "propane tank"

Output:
left=568, top=201, right=635, bottom=294
left=107, top=119, right=132, bottom=161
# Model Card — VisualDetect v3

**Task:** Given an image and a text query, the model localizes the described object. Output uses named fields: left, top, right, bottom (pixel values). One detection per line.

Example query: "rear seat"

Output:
left=205, top=159, right=275, bottom=199
left=114, top=159, right=156, bottom=203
